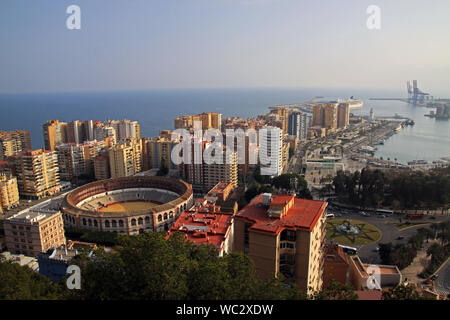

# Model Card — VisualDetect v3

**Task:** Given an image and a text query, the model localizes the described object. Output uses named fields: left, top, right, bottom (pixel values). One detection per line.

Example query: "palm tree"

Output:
left=430, top=224, right=439, bottom=239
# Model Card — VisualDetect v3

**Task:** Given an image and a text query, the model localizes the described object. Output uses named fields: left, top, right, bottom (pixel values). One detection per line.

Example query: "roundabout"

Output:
left=326, top=219, right=382, bottom=245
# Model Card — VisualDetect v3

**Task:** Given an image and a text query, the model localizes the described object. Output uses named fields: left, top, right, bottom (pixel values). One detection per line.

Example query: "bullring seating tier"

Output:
left=77, top=188, right=179, bottom=211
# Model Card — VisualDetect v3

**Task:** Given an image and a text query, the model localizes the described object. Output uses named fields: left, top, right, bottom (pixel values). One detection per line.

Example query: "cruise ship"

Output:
left=339, top=97, right=364, bottom=110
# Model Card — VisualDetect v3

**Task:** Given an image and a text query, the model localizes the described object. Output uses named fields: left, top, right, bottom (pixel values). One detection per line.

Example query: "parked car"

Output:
left=397, top=236, right=405, bottom=240
left=378, top=215, right=386, bottom=218
left=430, top=274, right=439, bottom=280
left=373, top=247, right=380, bottom=252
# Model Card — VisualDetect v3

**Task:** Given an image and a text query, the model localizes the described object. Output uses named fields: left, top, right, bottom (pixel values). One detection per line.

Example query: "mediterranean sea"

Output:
left=0, top=88, right=448, bottom=164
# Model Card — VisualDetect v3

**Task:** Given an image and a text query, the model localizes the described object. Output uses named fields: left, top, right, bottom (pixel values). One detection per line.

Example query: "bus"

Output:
left=376, top=209, right=394, bottom=216
left=338, top=245, right=358, bottom=255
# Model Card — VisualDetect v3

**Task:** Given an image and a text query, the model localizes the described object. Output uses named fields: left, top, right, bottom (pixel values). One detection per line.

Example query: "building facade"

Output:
left=166, top=200, right=235, bottom=257
left=234, top=193, right=328, bottom=294
left=288, top=112, right=311, bottom=141
left=143, top=134, right=180, bottom=170
left=0, top=172, right=20, bottom=211
left=259, top=126, right=284, bottom=177
left=337, top=103, right=350, bottom=128
left=93, top=154, right=110, bottom=180
left=4, top=210, right=66, bottom=257
left=174, top=112, right=222, bottom=131
left=0, top=130, right=32, bottom=161
left=8, top=149, right=61, bottom=199
left=55, top=140, right=110, bottom=181
left=108, top=138, right=143, bottom=178
left=313, top=104, right=338, bottom=129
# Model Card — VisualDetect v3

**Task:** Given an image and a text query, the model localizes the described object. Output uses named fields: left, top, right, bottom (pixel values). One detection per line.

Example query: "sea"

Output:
left=0, top=88, right=449, bottom=164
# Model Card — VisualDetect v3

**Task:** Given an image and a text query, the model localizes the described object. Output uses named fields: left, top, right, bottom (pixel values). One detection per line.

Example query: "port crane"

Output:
left=407, top=80, right=432, bottom=105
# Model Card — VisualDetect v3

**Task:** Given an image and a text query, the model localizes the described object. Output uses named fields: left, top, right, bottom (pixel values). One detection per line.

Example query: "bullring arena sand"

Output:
left=98, top=201, right=160, bottom=212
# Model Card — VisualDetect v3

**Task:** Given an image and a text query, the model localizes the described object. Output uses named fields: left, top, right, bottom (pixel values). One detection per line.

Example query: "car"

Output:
left=430, top=274, right=439, bottom=280
left=397, top=236, right=405, bottom=240
left=423, top=279, right=433, bottom=285
left=378, top=215, right=386, bottom=218
left=429, top=216, right=436, bottom=220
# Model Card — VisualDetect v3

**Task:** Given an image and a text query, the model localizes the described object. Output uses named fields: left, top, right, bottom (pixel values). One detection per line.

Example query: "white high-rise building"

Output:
left=259, top=126, right=283, bottom=177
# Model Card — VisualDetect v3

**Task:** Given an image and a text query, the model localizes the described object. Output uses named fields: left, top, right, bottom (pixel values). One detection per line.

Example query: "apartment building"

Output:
left=8, top=149, right=61, bottom=199
left=222, top=130, right=259, bottom=184
left=234, top=193, right=328, bottom=294
left=323, top=243, right=402, bottom=291
left=55, top=140, right=110, bottom=181
left=259, top=126, right=284, bottom=177
left=337, top=103, right=350, bottom=128
left=4, top=210, right=66, bottom=257
left=174, top=112, right=222, bottom=131
left=288, top=112, right=311, bottom=141
left=109, top=138, right=143, bottom=178
left=0, top=130, right=32, bottom=160
left=205, top=182, right=238, bottom=214
left=270, top=108, right=290, bottom=135
left=93, top=124, right=117, bottom=145
left=203, top=145, right=238, bottom=191
left=0, top=172, right=20, bottom=211
left=104, top=119, right=140, bottom=142
left=143, top=133, right=180, bottom=170
left=166, top=198, right=235, bottom=257
left=43, top=120, right=67, bottom=151
left=94, top=154, right=110, bottom=180
left=312, top=104, right=338, bottom=129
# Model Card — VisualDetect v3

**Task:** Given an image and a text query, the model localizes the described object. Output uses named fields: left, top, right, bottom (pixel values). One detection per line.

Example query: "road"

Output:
left=433, top=259, right=450, bottom=298
left=327, top=207, right=449, bottom=265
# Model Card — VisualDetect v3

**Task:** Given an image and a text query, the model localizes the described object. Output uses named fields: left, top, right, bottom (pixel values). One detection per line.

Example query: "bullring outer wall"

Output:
left=61, top=176, right=193, bottom=235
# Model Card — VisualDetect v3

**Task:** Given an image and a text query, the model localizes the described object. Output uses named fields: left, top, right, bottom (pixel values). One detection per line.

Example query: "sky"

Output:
left=1, top=0, right=450, bottom=95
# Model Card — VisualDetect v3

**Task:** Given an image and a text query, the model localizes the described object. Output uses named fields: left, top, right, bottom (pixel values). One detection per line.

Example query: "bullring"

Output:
left=61, top=176, right=193, bottom=235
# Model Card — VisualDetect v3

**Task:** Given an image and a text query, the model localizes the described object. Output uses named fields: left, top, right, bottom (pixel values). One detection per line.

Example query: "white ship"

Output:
left=339, top=97, right=364, bottom=110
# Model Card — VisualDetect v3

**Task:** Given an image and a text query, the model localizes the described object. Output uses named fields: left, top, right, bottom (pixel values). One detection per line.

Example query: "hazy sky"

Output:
left=1, top=0, right=449, bottom=94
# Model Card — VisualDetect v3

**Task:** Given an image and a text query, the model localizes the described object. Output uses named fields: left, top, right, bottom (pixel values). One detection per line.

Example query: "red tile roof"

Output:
left=166, top=208, right=234, bottom=250
left=236, top=194, right=327, bottom=234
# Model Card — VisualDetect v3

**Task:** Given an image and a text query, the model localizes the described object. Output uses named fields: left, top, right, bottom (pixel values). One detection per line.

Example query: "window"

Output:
left=244, top=223, right=252, bottom=246
left=280, top=242, right=296, bottom=249
left=280, top=230, right=296, bottom=242
left=280, top=254, right=295, bottom=265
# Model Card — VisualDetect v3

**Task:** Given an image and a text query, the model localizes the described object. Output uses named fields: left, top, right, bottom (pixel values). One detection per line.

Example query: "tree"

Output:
left=0, top=260, right=63, bottom=300
left=382, top=284, right=422, bottom=300
left=66, top=232, right=309, bottom=300
left=313, top=280, right=357, bottom=300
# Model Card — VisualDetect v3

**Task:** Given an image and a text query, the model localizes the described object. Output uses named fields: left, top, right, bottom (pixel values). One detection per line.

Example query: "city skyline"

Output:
left=1, top=0, right=450, bottom=95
